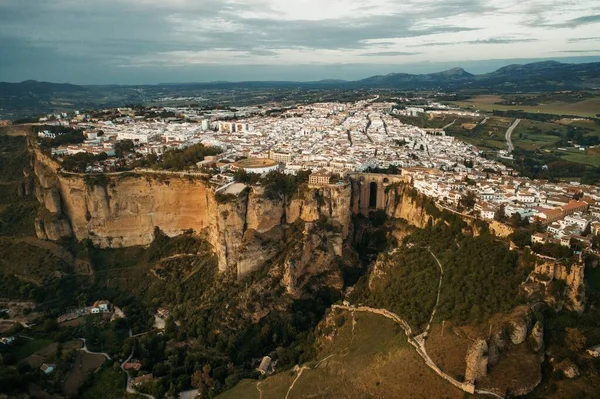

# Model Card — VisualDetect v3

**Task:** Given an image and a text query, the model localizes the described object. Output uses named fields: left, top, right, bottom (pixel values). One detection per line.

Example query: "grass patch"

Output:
left=0, top=238, right=72, bottom=284
left=220, top=312, right=462, bottom=399
left=9, top=338, right=53, bottom=361
left=81, top=365, right=127, bottom=399
left=559, top=149, right=600, bottom=167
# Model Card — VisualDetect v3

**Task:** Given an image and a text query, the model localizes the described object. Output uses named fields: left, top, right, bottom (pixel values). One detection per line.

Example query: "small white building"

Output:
left=41, top=363, right=56, bottom=375
left=256, top=356, right=272, bottom=375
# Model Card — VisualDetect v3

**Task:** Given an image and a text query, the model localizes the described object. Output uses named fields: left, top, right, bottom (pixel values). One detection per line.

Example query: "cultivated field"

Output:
left=452, top=95, right=600, bottom=118
left=64, top=351, right=106, bottom=396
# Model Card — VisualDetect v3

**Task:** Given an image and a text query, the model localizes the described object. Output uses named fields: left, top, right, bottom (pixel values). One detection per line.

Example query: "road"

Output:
left=121, top=348, right=156, bottom=399
left=78, top=338, right=154, bottom=398
left=78, top=338, right=111, bottom=360
left=505, top=118, right=521, bottom=153
left=443, top=119, right=457, bottom=130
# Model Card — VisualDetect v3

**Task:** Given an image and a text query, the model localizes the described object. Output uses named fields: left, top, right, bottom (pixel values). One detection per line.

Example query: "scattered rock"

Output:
left=555, top=359, right=580, bottom=379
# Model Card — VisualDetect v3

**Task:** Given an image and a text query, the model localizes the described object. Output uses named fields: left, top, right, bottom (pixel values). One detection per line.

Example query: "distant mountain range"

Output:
left=1, top=61, right=599, bottom=120
left=157, top=61, right=600, bottom=90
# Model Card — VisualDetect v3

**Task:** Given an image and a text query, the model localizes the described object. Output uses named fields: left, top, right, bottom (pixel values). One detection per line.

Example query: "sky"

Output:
left=0, top=0, right=599, bottom=84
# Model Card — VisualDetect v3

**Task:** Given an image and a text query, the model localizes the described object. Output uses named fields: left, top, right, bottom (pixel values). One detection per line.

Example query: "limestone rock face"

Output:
left=43, top=188, right=62, bottom=214
left=465, top=339, right=489, bottom=385
left=31, top=148, right=352, bottom=277
left=245, top=187, right=284, bottom=233
left=488, top=306, right=534, bottom=366
left=382, top=184, right=431, bottom=229
left=34, top=218, right=48, bottom=240
left=280, top=224, right=344, bottom=298
left=508, top=307, right=533, bottom=345
left=530, top=261, right=586, bottom=313
left=565, top=264, right=585, bottom=313
left=37, top=216, right=73, bottom=241
left=529, top=321, right=545, bottom=353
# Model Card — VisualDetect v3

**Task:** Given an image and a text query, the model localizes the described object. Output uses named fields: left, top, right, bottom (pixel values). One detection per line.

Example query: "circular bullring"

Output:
left=232, top=158, right=279, bottom=174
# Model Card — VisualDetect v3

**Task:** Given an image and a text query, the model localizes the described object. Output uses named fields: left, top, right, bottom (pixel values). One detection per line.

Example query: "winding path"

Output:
left=505, top=119, right=521, bottom=153
left=332, top=305, right=503, bottom=398
left=416, top=248, right=444, bottom=341
left=78, top=338, right=111, bottom=360
left=121, top=348, right=156, bottom=399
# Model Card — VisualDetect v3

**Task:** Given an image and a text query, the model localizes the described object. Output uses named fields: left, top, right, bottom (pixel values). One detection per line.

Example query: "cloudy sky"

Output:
left=1, top=0, right=599, bottom=84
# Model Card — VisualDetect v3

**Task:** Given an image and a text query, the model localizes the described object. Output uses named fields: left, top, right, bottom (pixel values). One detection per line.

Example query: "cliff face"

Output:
left=32, top=148, right=352, bottom=277
left=382, top=183, right=432, bottom=229
left=526, top=260, right=586, bottom=313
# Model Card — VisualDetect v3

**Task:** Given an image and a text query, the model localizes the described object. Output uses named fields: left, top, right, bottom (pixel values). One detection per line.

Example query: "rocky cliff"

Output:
left=31, top=147, right=352, bottom=278
left=524, top=260, right=586, bottom=313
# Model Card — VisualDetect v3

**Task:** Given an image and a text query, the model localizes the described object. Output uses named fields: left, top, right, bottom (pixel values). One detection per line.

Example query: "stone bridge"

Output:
left=349, top=173, right=409, bottom=216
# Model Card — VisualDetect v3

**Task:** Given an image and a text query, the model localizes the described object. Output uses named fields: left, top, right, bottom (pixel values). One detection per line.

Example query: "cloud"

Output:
left=0, top=0, right=599, bottom=83
left=548, top=14, right=600, bottom=28
left=559, top=50, right=600, bottom=54
left=568, top=37, right=600, bottom=43
left=409, top=38, right=538, bottom=47
left=359, top=51, right=421, bottom=56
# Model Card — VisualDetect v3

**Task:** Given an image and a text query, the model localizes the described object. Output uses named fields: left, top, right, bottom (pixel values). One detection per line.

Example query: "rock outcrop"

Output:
left=529, top=321, right=544, bottom=354
left=526, top=260, right=586, bottom=313
left=554, top=359, right=580, bottom=379
left=464, top=339, right=489, bottom=385
left=466, top=306, right=544, bottom=396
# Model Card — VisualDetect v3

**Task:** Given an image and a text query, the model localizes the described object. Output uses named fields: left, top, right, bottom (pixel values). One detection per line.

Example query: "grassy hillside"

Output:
left=217, top=311, right=463, bottom=399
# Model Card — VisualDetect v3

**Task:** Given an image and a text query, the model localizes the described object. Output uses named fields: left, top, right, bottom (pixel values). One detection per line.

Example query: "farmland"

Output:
left=451, top=94, right=600, bottom=118
left=64, top=351, right=107, bottom=396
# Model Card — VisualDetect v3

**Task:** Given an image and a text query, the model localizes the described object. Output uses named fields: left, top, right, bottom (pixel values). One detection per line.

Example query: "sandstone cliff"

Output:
left=32, top=147, right=352, bottom=278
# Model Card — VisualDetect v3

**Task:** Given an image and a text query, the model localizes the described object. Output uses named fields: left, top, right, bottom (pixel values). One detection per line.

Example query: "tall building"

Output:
left=268, top=150, right=292, bottom=164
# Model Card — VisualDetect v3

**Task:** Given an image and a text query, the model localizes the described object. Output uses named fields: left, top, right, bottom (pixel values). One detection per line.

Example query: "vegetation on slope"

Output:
left=355, top=219, right=531, bottom=328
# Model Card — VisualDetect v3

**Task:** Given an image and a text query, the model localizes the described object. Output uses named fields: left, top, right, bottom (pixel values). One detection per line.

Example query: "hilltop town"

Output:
left=30, top=98, right=600, bottom=254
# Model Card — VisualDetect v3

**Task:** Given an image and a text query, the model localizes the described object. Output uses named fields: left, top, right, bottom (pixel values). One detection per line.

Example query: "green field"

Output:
left=452, top=94, right=600, bottom=118
left=558, top=148, right=600, bottom=167
left=82, top=366, right=128, bottom=399
left=9, top=337, right=53, bottom=361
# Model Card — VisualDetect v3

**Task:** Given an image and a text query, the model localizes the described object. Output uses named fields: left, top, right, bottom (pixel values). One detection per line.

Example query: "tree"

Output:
left=459, top=191, right=476, bottom=210
left=494, top=205, right=506, bottom=222
left=115, top=140, right=135, bottom=158
left=508, top=212, right=522, bottom=228
left=510, top=229, right=531, bottom=248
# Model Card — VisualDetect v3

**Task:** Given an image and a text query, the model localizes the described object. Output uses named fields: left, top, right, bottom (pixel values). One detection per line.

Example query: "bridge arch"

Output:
left=369, top=182, right=378, bottom=208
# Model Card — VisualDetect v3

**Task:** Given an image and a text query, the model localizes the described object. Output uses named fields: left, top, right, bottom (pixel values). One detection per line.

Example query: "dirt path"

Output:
left=332, top=305, right=504, bottom=399
left=443, top=119, right=457, bottom=130
left=78, top=338, right=111, bottom=360
left=284, top=365, right=309, bottom=399
left=121, top=347, right=156, bottom=399
left=281, top=352, right=339, bottom=399
left=418, top=248, right=444, bottom=340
